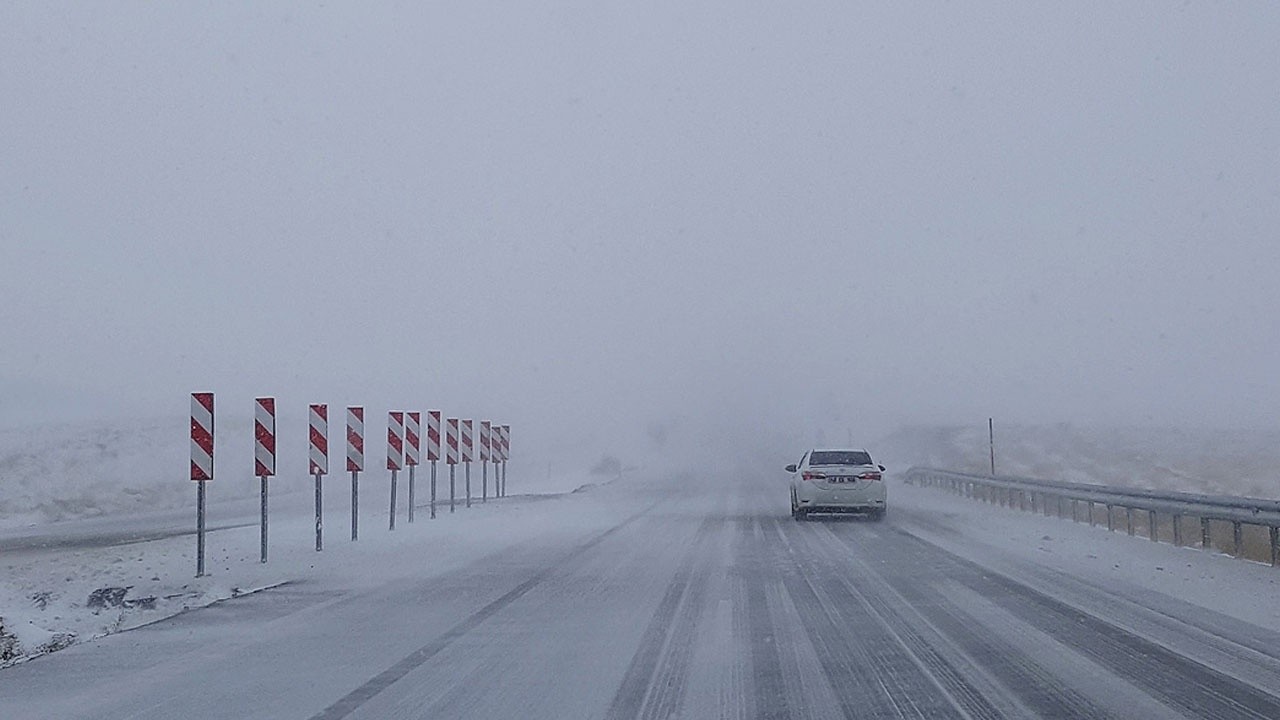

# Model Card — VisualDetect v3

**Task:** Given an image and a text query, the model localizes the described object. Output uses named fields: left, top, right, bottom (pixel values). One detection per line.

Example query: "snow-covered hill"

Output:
left=878, top=424, right=1280, bottom=499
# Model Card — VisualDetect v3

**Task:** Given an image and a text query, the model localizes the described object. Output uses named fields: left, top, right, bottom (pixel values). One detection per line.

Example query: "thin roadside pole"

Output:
left=196, top=482, right=206, bottom=576
left=314, top=473, right=323, bottom=551
left=351, top=471, right=359, bottom=540
left=430, top=461, right=437, bottom=519
left=988, top=418, right=996, bottom=476
left=259, top=476, right=269, bottom=563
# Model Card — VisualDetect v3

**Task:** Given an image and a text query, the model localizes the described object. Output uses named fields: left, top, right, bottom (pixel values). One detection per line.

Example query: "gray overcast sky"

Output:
left=2, top=3, right=1278, bottom=451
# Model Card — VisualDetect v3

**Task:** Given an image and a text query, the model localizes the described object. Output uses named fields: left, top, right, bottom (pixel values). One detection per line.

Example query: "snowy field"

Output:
left=878, top=423, right=1280, bottom=499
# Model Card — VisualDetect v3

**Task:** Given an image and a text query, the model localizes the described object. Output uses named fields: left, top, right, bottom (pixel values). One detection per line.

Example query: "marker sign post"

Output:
left=480, top=421, right=491, bottom=503
left=388, top=411, right=404, bottom=531
left=501, top=425, right=511, bottom=497
left=491, top=422, right=502, bottom=498
left=462, top=419, right=474, bottom=509
left=255, top=397, right=276, bottom=563
left=427, top=411, right=441, bottom=519
left=310, top=404, right=328, bottom=551
left=446, top=418, right=459, bottom=513
left=406, top=412, right=420, bottom=523
left=347, top=407, right=364, bottom=540
left=191, top=393, right=214, bottom=577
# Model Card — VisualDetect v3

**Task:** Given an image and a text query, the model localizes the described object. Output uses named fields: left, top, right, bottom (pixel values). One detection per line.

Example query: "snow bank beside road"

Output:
left=890, top=478, right=1280, bottom=634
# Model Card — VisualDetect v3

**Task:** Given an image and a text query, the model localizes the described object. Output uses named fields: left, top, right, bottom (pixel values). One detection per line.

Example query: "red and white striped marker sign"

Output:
left=426, top=411, right=441, bottom=462
left=445, top=418, right=459, bottom=465
left=347, top=407, right=365, bottom=472
left=405, top=412, right=421, bottom=467
left=310, top=404, right=328, bottom=475
left=500, top=425, right=511, bottom=461
left=255, top=397, right=276, bottom=477
left=191, top=393, right=214, bottom=481
left=461, top=419, right=474, bottom=462
left=387, top=412, right=404, bottom=471
left=479, top=421, right=491, bottom=462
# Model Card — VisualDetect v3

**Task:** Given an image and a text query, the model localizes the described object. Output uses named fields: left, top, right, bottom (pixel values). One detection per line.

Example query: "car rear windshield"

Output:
left=809, top=451, right=872, bottom=466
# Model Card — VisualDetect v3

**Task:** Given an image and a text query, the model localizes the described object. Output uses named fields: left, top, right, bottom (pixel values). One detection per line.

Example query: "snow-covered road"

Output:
left=4, top=469, right=1280, bottom=719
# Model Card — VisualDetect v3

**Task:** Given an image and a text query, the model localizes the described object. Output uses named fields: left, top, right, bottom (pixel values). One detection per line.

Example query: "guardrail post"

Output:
left=1233, top=521, right=1243, bottom=557
left=1126, top=507, right=1134, bottom=536
left=1088, top=501, right=1095, bottom=526
left=1173, top=514, right=1182, bottom=546
left=1071, top=499, right=1078, bottom=522
left=1148, top=510, right=1157, bottom=541
left=1271, top=527, right=1279, bottom=567
left=1201, top=518, right=1212, bottom=551
left=1106, top=505, right=1115, bottom=532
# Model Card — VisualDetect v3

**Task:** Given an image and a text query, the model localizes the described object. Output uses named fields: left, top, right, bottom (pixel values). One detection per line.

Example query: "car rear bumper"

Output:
left=797, top=499, right=886, bottom=514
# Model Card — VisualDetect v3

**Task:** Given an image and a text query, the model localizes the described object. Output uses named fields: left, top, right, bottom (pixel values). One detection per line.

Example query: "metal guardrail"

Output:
left=903, top=467, right=1280, bottom=567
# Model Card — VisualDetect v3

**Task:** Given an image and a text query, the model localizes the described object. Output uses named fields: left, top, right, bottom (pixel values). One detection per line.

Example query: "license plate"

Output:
left=827, top=476, right=855, bottom=484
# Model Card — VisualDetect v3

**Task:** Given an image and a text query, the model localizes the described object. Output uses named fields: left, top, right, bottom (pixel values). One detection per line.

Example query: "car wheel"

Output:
left=794, top=508, right=808, bottom=522
left=870, top=508, right=886, bottom=522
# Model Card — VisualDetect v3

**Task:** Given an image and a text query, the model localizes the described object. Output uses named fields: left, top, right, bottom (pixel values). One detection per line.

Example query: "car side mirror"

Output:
left=785, top=464, right=797, bottom=473
left=878, top=465, right=886, bottom=472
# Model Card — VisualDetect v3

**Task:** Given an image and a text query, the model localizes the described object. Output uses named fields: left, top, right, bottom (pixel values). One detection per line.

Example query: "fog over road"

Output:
left=4, top=471, right=1280, bottom=720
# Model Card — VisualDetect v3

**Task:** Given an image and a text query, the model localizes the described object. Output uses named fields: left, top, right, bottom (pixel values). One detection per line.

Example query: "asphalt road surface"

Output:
left=5, top=470, right=1280, bottom=719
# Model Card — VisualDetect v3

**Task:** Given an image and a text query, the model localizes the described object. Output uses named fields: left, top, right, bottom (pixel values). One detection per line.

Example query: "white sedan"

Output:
left=787, top=448, right=887, bottom=521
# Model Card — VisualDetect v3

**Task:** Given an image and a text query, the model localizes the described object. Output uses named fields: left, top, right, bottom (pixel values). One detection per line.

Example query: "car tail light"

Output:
left=858, top=471, right=882, bottom=481
left=801, top=471, right=826, bottom=481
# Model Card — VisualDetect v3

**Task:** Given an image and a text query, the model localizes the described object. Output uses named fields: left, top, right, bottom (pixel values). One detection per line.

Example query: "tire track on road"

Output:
left=309, top=499, right=666, bottom=720
left=604, top=516, right=718, bottom=720
left=872, top=524, right=1280, bottom=719
left=767, top=518, right=969, bottom=720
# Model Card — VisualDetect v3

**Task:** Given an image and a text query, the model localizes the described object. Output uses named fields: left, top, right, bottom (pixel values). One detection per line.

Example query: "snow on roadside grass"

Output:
left=0, top=478, right=631, bottom=668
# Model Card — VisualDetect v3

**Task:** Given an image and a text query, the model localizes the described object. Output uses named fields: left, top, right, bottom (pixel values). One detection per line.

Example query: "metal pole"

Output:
left=482, top=461, right=488, bottom=503
left=315, top=473, right=323, bottom=551
left=351, top=470, right=359, bottom=541
left=408, top=465, right=416, bottom=523
left=1201, top=517, right=1211, bottom=550
left=502, top=462, right=507, bottom=497
left=465, top=462, right=472, bottom=508
left=260, top=475, right=268, bottom=563
left=196, top=482, right=206, bottom=577
left=390, top=469, right=398, bottom=531
left=430, top=461, right=437, bottom=519
left=449, top=465, right=456, bottom=513
left=988, top=418, right=995, bottom=476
